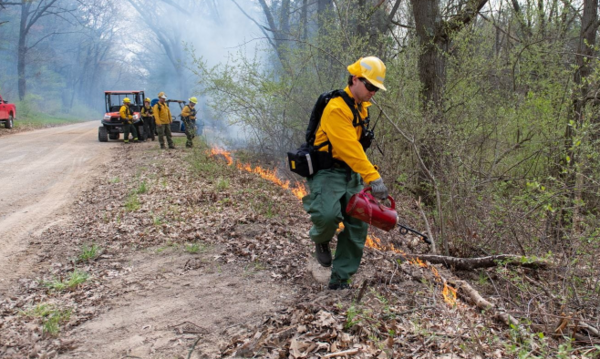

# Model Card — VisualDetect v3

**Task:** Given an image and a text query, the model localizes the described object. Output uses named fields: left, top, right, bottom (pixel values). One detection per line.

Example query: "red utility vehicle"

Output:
left=0, top=93, right=16, bottom=129
left=99, top=91, right=147, bottom=142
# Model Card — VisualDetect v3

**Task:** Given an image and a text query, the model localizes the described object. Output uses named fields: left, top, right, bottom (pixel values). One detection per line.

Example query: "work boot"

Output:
left=315, top=242, right=332, bottom=267
left=133, top=138, right=139, bottom=143
left=168, top=145, right=176, bottom=149
left=123, top=140, right=129, bottom=144
left=160, top=144, right=166, bottom=149
left=328, top=282, right=350, bottom=290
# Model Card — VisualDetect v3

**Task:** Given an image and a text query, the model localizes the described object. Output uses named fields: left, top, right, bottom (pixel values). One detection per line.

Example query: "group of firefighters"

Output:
left=119, top=92, right=199, bottom=149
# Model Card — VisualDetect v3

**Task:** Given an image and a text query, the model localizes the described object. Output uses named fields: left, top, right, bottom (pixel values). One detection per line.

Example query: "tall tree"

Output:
left=409, top=0, right=489, bottom=109
left=559, top=0, right=599, bottom=242
left=16, top=0, right=76, bottom=100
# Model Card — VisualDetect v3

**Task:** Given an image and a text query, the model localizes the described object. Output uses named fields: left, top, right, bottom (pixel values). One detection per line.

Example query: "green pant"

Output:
left=123, top=122, right=138, bottom=142
left=157, top=124, right=174, bottom=148
left=302, top=168, right=368, bottom=285
left=183, top=117, right=196, bottom=147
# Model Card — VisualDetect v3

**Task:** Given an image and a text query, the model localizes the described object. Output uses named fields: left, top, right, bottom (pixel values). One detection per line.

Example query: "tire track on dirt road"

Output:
left=0, top=121, right=117, bottom=294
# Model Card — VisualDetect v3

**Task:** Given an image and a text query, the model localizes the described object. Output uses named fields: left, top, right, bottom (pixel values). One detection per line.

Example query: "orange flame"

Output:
left=210, top=147, right=233, bottom=165
left=208, top=146, right=307, bottom=200
left=442, top=282, right=457, bottom=306
left=365, top=235, right=385, bottom=250
left=291, top=184, right=308, bottom=199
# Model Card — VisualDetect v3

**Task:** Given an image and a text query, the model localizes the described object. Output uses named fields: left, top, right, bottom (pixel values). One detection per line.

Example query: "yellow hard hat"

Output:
left=144, top=97, right=151, bottom=102
left=158, top=92, right=167, bottom=99
left=347, top=56, right=387, bottom=91
left=189, top=97, right=198, bottom=104
left=123, top=98, right=131, bottom=103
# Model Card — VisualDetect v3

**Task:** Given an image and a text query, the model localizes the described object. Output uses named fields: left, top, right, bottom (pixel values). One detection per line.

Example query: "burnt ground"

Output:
left=0, top=131, right=596, bottom=358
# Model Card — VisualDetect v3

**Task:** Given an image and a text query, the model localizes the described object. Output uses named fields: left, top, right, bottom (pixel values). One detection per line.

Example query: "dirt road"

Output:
left=0, top=121, right=115, bottom=292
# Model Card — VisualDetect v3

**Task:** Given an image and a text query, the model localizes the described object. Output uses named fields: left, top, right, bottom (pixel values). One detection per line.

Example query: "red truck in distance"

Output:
left=0, top=93, right=16, bottom=129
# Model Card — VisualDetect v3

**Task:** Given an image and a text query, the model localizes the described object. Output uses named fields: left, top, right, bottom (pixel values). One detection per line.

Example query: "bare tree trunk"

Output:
left=410, top=0, right=446, bottom=108
left=17, top=1, right=31, bottom=101
left=16, top=0, right=60, bottom=101
left=301, top=0, right=308, bottom=41
left=317, top=0, right=333, bottom=34
left=559, top=0, right=599, bottom=245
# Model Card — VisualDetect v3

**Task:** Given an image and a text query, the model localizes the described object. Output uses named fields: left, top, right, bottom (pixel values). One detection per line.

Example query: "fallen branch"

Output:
left=452, top=279, right=521, bottom=327
left=401, top=254, right=553, bottom=270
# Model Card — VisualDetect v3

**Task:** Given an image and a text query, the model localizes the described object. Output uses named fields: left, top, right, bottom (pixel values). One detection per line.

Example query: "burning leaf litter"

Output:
left=209, top=146, right=307, bottom=199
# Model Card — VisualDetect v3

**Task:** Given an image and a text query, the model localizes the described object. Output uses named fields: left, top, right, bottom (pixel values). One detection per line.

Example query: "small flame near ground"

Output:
left=208, top=147, right=307, bottom=200
left=209, top=147, right=234, bottom=166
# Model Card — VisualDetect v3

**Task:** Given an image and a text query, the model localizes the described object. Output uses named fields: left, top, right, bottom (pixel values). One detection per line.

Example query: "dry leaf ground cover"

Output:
left=0, top=138, right=595, bottom=358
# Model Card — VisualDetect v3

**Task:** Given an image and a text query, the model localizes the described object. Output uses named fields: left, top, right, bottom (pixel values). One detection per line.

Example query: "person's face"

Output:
left=353, top=76, right=379, bottom=102
left=190, top=102, right=195, bottom=108
left=159, top=97, right=166, bottom=103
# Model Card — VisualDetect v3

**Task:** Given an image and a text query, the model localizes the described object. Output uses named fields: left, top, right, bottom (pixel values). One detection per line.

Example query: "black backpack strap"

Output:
left=338, top=91, right=367, bottom=128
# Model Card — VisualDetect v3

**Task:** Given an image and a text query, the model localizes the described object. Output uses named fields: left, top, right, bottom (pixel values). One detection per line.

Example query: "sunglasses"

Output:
left=358, top=78, right=379, bottom=93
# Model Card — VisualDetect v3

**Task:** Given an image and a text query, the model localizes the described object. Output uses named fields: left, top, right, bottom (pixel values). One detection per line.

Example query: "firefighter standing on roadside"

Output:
left=181, top=97, right=198, bottom=148
left=302, top=56, right=389, bottom=290
left=152, top=92, right=175, bottom=149
left=140, top=97, right=155, bottom=141
left=120, top=98, right=138, bottom=143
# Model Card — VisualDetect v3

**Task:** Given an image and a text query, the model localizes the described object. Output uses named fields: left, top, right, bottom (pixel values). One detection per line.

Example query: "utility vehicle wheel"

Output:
left=5, top=115, right=13, bottom=129
left=98, top=126, right=108, bottom=142
left=109, top=132, right=119, bottom=140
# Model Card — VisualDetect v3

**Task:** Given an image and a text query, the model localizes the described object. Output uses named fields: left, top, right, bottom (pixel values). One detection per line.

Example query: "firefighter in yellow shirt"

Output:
left=181, top=97, right=198, bottom=148
left=302, top=56, right=389, bottom=290
left=119, top=98, right=138, bottom=143
left=152, top=92, right=175, bottom=149
left=140, top=97, right=155, bottom=141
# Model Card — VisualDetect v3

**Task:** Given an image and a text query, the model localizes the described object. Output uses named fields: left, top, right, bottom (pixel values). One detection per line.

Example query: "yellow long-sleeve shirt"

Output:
left=153, top=102, right=172, bottom=125
left=119, top=105, right=132, bottom=122
left=140, top=104, right=153, bottom=118
left=314, top=87, right=380, bottom=184
left=181, top=105, right=196, bottom=120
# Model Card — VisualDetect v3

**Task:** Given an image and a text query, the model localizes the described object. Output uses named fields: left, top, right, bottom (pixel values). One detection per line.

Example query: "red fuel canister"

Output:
left=346, top=187, right=398, bottom=232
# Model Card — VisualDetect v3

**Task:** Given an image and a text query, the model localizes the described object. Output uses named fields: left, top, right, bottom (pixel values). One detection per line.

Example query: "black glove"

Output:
left=369, top=178, right=388, bottom=200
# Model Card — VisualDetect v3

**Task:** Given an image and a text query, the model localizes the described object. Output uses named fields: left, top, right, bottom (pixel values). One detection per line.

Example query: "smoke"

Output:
left=131, top=0, right=264, bottom=146
left=0, top=0, right=265, bottom=130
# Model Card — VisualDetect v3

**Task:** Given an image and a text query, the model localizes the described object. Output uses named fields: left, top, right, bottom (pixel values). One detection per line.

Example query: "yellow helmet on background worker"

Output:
left=189, top=97, right=198, bottom=104
left=158, top=92, right=167, bottom=99
left=347, top=56, right=387, bottom=91
left=144, top=97, right=151, bottom=102
left=123, top=98, right=131, bottom=103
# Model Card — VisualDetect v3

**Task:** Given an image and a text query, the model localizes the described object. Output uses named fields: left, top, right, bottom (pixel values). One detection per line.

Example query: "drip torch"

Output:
left=346, top=188, right=432, bottom=244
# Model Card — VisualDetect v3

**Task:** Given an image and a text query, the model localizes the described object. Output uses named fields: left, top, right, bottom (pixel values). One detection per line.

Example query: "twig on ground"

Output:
left=355, top=279, right=369, bottom=304
left=187, top=336, right=202, bottom=359
left=322, top=348, right=359, bottom=358
left=415, top=197, right=436, bottom=254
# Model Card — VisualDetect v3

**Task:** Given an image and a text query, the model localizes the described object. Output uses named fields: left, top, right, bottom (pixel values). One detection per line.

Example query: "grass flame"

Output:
left=208, top=146, right=307, bottom=200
